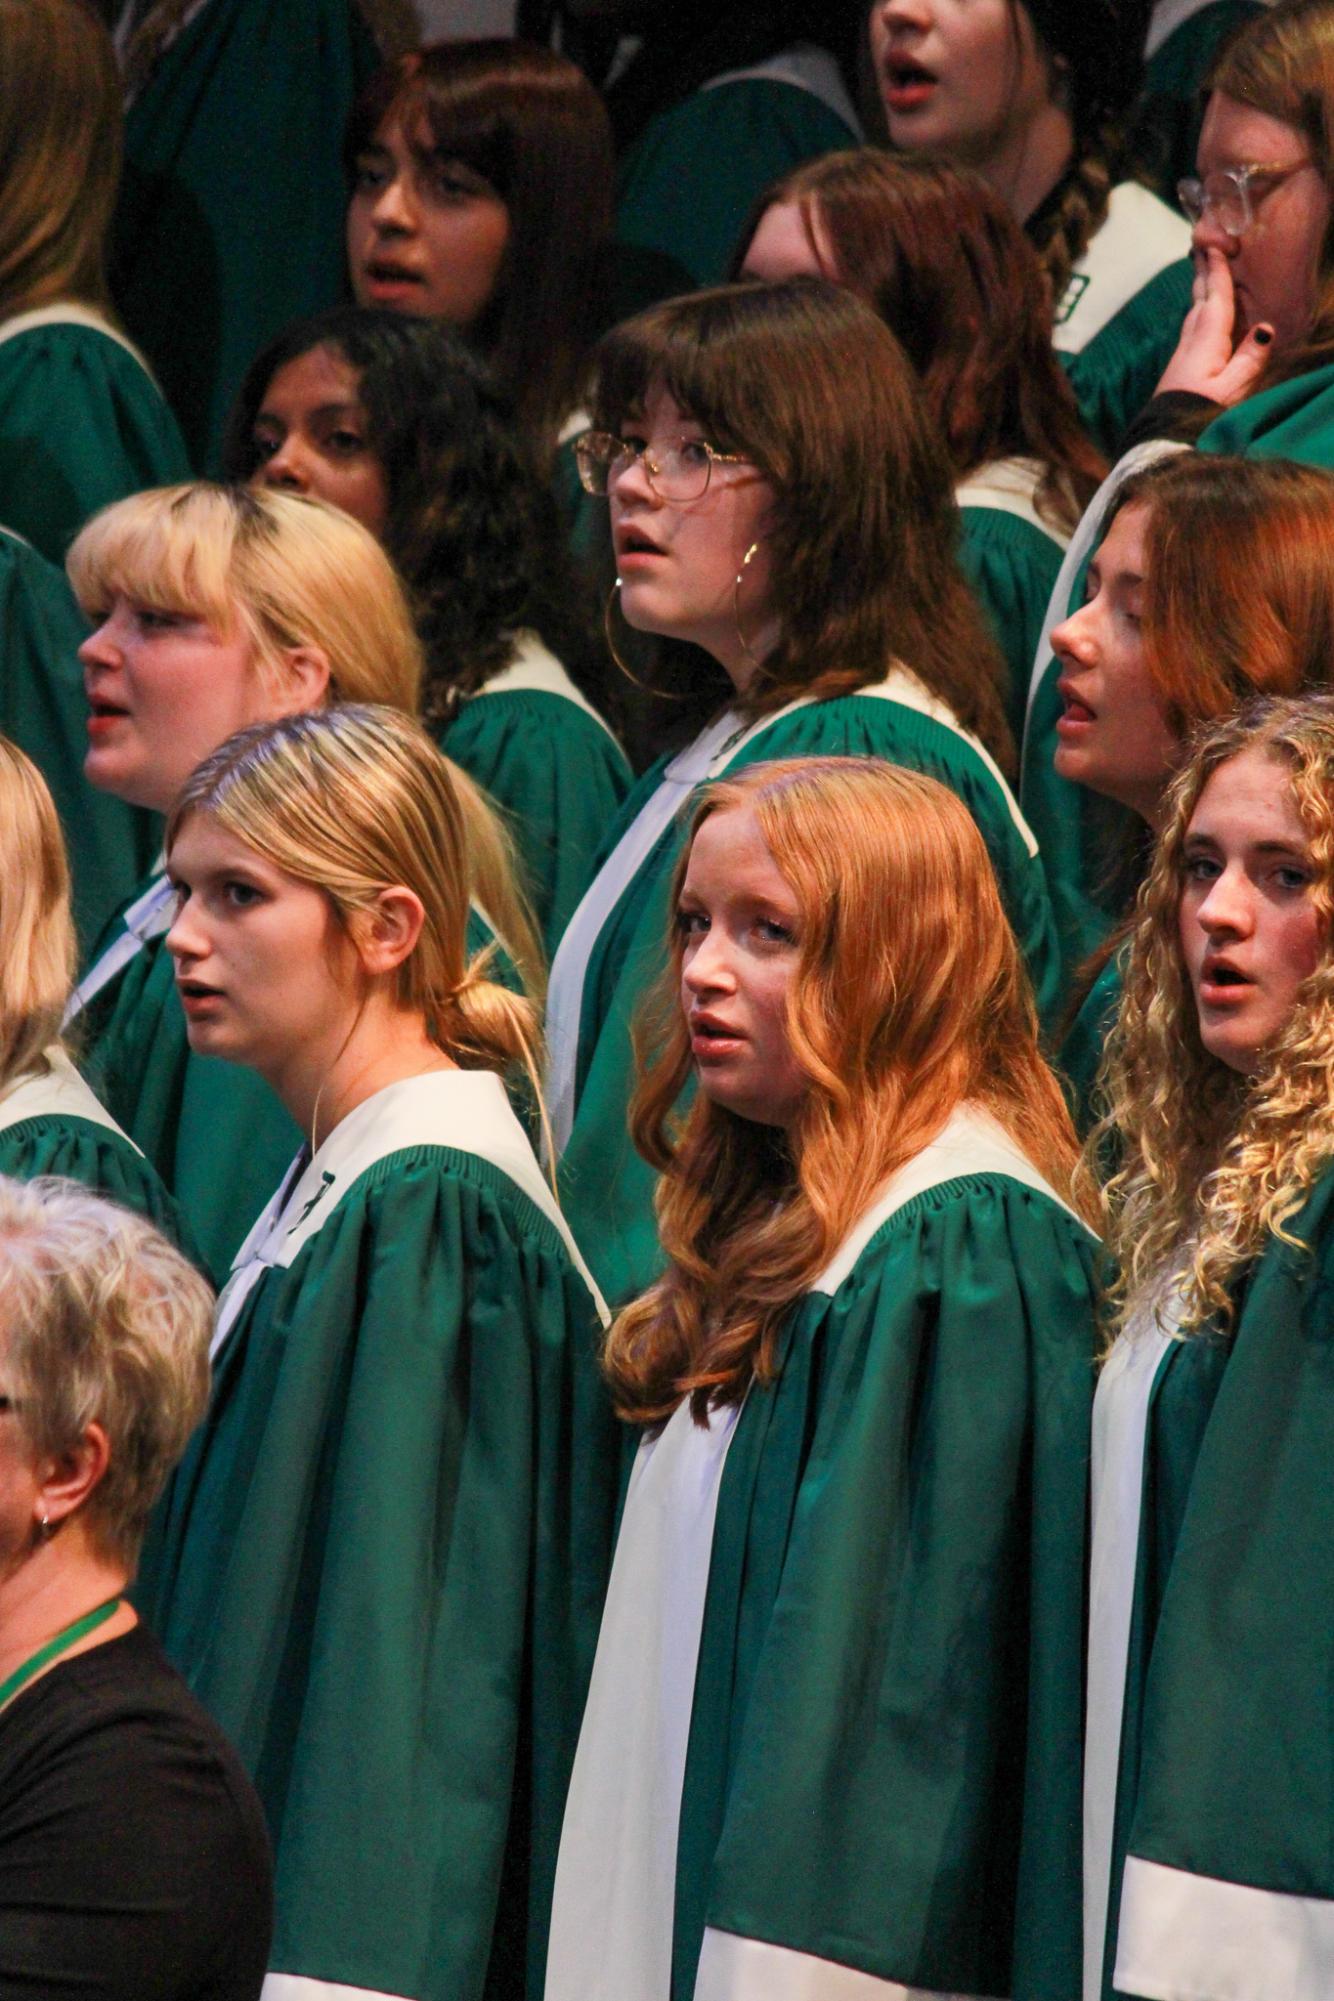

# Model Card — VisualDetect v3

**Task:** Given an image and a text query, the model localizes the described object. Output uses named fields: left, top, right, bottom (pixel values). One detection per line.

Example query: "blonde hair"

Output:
left=166, top=706, right=544, bottom=1089
left=0, top=1174, right=213, bottom=1569
left=0, top=738, right=77, bottom=1085
left=0, top=0, right=120, bottom=316
left=604, top=757, right=1087, bottom=1423
left=67, top=483, right=423, bottom=715
left=1086, top=695, right=1334, bottom=1340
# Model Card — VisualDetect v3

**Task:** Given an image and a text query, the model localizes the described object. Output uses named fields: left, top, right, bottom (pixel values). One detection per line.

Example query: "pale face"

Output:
left=249, top=346, right=389, bottom=537
left=869, top=0, right=1055, bottom=174
left=1193, top=92, right=1330, bottom=346
left=80, top=600, right=271, bottom=815
left=739, top=201, right=837, bottom=284
left=610, top=382, right=777, bottom=688
left=166, top=816, right=364, bottom=1092
left=677, top=805, right=807, bottom=1129
left=1049, top=504, right=1179, bottom=826
left=347, top=114, right=511, bottom=327
left=1178, top=748, right=1322, bottom=1074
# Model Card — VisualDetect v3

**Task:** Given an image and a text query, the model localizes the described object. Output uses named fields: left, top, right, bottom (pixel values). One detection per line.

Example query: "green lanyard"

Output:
left=0, top=1597, right=121, bottom=1713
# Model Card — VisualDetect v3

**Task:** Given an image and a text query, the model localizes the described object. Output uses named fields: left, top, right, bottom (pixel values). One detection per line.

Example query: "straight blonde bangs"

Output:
left=67, top=485, right=423, bottom=716
left=0, top=736, right=76, bottom=1082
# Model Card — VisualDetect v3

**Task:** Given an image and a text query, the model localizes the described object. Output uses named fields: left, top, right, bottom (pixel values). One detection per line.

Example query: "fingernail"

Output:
left=1255, top=326, right=1273, bottom=346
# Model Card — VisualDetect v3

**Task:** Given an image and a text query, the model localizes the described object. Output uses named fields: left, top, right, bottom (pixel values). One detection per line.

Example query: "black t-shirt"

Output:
left=0, top=1621, right=273, bottom=1999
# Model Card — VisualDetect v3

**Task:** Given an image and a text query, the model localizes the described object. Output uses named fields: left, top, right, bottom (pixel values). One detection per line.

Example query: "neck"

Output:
left=0, top=1535, right=131, bottom=1691
left=269, top=998, right=456, bottom=1153
left=977, top=100, right=1074, bottom=227
left=713, top=615, right=783, bottom=698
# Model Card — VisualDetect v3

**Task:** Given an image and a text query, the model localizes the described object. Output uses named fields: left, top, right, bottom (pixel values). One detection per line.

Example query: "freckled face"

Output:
left=1178, top=747, right=1323, bottom=1073
left=676, top=804, right=807, bottom=1128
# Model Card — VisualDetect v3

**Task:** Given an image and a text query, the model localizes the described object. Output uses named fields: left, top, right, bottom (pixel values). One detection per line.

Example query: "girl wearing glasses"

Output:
left=735, top=149, right=1106, bottom=747
left=546, top=756, right=1099, bottom=2001
left=223, top=306, right=631, bottom=957
left=144, top=704, right=613, bottom=2001
left=868, top=0, right=1193, bottom=456
left=548, top=277, right=1057, bottom=1309
left=1083, top=694, right=1334, bottom=2001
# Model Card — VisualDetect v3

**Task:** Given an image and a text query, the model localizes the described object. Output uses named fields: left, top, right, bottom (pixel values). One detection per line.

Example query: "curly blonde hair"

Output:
left=604, top=757, right=1086, bottom=1424
left=1085, top=695, right=1334, bottom=1340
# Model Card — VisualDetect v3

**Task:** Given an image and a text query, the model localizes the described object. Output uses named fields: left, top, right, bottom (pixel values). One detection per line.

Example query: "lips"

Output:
left=1055, top=678, right=1096, bottom=730
left=689, top=1011, right=746, bottom=1059
left=883, top=54, right=937, bottom=114
left=85, top=693, right=130, bottom=738
left=615, top=524, right=666, bottom=565
left=1198, top=956, right=1254, bottom=1005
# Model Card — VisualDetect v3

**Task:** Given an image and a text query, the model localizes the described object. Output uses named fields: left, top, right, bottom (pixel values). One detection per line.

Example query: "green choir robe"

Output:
left=141, top=1068, right=616, bottom=2001
left=0, top=1045, right=190, bottom=1247
left=614, top=51, right=859, bottom=303
left=546, top=670, right=1057, bottom=1309
left=0, top=524, right=159, bottom=950
left=1086, top=1168, right=1334, bottom=2001
left=957, top=459, right=1071, bottom=752
left=439, top=635, right=633, bottom=959
left=1135, top=0, right=1264, bottom=196
left=546, top=1105, right=1098, bottom=2001
left=71, top=867, right=515, bottom=1284
left=0, top=305, right=190, bottom=563
left=111, top=0, right=381, bottom=469
left=1051, top=184, right=1193, bottom=458
left=1059, top=954, right=1125, bottom=1137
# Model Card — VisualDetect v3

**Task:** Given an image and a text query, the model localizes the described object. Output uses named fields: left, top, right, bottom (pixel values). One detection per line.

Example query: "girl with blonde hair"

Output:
left=66, top=480, right=538, bottom=1279
left=546, top=755, right=1098, bottom=2001
left=143, top=703, right=611, bottom=2001
left=0, top=0, right=188, bottom=563
left=0, top=735, right=183, bottom=1241
left=1084, top=693, right=1334, bottom=2001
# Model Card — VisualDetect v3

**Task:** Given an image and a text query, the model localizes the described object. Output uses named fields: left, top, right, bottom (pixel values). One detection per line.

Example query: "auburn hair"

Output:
left=604, top=756, right=1086, bottom=1424
left=734, top=150, right=1106, bottom=531
left=591, top=278, right=1014, bottom=771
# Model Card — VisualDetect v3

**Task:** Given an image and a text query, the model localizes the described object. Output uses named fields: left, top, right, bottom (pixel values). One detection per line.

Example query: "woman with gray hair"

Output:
left=0, top=1175, right=272, bottom=1998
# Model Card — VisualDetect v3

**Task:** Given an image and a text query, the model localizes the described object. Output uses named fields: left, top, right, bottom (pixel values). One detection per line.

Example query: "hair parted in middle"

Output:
left=603, top=755, right=1085, bottom=1425
left=166, top=705, right=542, bottom=1084
left=0, top=736, right=77, bottom=1086
left=66, top=482, right=423, bottom=716
left=1086, top=693, right=1334, bottom=1342
left=591, top=277, right=1013, bottom=770
left=733, top=150, right=1106, bottom=532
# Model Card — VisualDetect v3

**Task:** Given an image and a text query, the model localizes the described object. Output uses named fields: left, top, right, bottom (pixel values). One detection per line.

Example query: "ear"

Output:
left=350, top=886, right=426, bottom=979
left=278, top=643, right=332, bottom=714
left=37, top=1421, right=111, bottom=1532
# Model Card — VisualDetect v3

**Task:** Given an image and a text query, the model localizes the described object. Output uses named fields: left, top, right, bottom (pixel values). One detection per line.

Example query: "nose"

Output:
left=166, top=890, right=207, bottom=966
left=1050, top=599, right=1097, bottom=667
left=78, top=614, right=122, bottom=671
left=369, top=169, right=416, bottom=235
left=609, top=449, right=661, bottom=510
left=877, top=0, right=932, bottom=28
left=258, top=434, right=308, bottom=495
left=1194, top=864, right=1254, bottom=941
left=682, top=927, right=737, bottom=1000
left=1190, top=209, right=1238, bottom=259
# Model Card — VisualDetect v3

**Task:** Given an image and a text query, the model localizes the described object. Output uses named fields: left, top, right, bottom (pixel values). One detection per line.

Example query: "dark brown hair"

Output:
left=346, top=38, right=613, bottom=450
left=735, top=150, right=1106, bottom=531
left=591, top=278, right=1014, bottom=769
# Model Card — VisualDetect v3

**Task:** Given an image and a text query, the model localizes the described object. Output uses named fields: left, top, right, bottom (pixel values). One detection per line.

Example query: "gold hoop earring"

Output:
left=734, top=542, right=761, bottom=666
left=603, top=580, right=686, bottom=701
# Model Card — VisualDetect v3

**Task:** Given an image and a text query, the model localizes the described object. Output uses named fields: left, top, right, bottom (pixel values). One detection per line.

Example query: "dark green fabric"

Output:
left=111, top=0, right=380, bottom=469
left=672, top=1175, right=1098, bottom=1998
left=1133, top=4, right=1264, bottom=198
left=615, top=79, right=856, bottom=297
left=80, top=887, right=516, bottom=1285
left=1127, top=1176, right=1334, bottom=1890
left=560, top=694, right=1057, bottom=1308
left=0, top=531, right=159, bottom=951
left=1059, top=953, right=1124, bottom=1136
left=442, top=689, right=632, bottom=960
left=142, top=1146, right=616, bottom=2001
left=0, top=323, right=190, bottom=562
left=1061, top=257, right=1194, bottom=459
left=1199, top=358, right=1334, bottom=462
left=0, top=1109, right=195, bottom=1255
left=959, top=503, right=1066, bottom=753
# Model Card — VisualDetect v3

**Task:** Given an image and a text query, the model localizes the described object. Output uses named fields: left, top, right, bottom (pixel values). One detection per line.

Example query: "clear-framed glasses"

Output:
left=575, top=429, right=752, bottom=503
left=1177, top=158, right=1313, bottom=236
